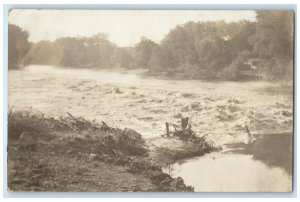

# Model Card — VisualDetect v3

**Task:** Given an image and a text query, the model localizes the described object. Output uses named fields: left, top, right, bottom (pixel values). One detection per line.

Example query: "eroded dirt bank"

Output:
left=7, top=111, right=217, bottom=192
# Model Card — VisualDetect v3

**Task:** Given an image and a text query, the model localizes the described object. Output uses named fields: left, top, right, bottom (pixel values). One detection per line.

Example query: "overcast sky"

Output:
left=9, top=10, right=256, bottom=47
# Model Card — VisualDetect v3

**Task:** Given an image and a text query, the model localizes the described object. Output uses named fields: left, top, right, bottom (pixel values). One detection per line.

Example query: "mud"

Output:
left=7, top=112, right=198, bottom=192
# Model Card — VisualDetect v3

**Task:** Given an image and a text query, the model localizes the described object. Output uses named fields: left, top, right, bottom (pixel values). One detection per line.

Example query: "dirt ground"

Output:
left=147, top=137, right=218, bottom=167
left=7, top=117, right=210, bottom=192
left=8, top=143, right=157, bottom=192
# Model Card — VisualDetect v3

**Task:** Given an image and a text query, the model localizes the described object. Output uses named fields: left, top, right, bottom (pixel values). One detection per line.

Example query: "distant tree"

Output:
left=226, top=21, right=256, bottom=62
left=79, top=34, right=116, bottom=68
left=134, top=37, right=157, bottom=68
left=13, top=11, right=294, bottom=81
left=8, top=24, right=30, bottom=69
left=55, top=37, right=84, bottom=67
left=251, top=11, right=294, bottom=60
left=92, top=34, right=116, bottom=68
left=195, top=36, right=228, bottom=71
left=148, top=46, right=176, bottom=73
left=157, top=21, right=249, bottom=77
left=250, top=11, right=294, bottom=79
left=219, top=50, right=252, bottom=80
left=22, top=41, right=62, bottom=66
left=23, top=33, right=121, bottom=69
left=161, top=23, right=198, bottom=68
left=112, top=48, right=134, bottom=69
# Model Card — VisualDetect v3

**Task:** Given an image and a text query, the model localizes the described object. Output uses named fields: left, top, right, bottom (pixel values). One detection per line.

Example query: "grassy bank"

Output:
left=7, top=110, right=216, bottom=192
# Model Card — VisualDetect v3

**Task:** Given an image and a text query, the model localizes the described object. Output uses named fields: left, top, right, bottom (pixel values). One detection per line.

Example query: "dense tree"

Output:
left=251, top=11, right=294, bottom=60
left=161, top=23, right=198, bottom=68
left=112, top=48, right=134, bottom=69
left=134, top=37, right=157, bottom=68
left=250, top=11, right=294, bottom=79
left=10, top=11, right=294, bottom=81
left=22, top=41, right=62, bottom=66
left=55, top=37, right=84, bottom=67
left=226, top=21, right=255, bottom=62
left=148, top=46, right=176, bottom=74
left=8, top=24, right=30, bottom=69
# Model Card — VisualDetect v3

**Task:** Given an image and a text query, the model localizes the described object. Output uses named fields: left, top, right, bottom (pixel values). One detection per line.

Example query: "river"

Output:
left=163, top=132, right=292, bottom=192
left=9, top=65, right=293, bottom=192
left=9, top=65, right=293, bottom=139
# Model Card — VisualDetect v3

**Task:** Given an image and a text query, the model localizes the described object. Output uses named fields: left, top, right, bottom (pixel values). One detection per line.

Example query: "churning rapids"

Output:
left=9, top=65, right=293, bottom=192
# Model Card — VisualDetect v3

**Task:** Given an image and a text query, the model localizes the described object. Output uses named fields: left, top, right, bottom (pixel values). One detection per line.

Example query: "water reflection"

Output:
left=225, top=132, right=293, bottom=175
left=163, top=133, right=292, bottom=192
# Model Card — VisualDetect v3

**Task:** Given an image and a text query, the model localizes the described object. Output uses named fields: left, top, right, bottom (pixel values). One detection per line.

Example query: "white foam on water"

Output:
left=9, top=65, right=293, bottom=139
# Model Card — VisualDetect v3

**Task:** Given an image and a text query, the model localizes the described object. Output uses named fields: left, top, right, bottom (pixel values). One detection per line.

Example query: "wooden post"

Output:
left=181, top=117, right=189, bottom=131
left=165, top=122, right=170, bottom=137
left=245, top=125, right=253, bottom=138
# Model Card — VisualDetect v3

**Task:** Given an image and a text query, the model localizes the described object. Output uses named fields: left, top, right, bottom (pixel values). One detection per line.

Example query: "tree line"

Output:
left=8, top=11, right=294, bottom=81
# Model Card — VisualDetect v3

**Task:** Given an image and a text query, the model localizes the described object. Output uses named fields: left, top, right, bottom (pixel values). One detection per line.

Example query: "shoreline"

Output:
left=7, top=111, right=218, bottom=192
left=9, top=65, right=295, bottom=85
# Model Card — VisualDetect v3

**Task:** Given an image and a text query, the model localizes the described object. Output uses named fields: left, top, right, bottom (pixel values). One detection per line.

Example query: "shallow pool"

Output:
left=163, top=133, right=292, bottom=192
left=163, top=152, right=291, bottom=192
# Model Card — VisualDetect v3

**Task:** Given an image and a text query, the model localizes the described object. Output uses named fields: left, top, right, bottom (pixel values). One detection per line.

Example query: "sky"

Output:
left=9, top=10, right=256, bottom=47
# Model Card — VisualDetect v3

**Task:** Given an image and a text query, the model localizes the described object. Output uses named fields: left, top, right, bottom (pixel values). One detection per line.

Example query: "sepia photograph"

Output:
left=7, top=9, right=294, bottom=192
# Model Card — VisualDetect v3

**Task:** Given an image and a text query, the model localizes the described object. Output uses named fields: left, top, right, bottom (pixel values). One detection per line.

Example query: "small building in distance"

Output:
left=239, top=58, right=267, bottom=80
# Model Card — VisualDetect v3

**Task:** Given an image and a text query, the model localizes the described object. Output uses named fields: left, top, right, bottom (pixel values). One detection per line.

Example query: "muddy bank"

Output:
left=147, top=137, right=220, bottom=167
left=7, top=111, right=219, bottom=192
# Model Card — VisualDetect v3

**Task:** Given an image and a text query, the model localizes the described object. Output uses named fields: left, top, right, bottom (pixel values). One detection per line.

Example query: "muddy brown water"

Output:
left=163, top=132, right=293, bottom=192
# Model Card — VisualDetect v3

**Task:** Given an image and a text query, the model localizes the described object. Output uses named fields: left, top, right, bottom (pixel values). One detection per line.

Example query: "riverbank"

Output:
left=7, top=110, right=218, bottom=192
left=163, top=131, right=293, bottom=192
left=8, top=66, right=293, bottom=192
left=146, top=137, right=220, bottom=167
